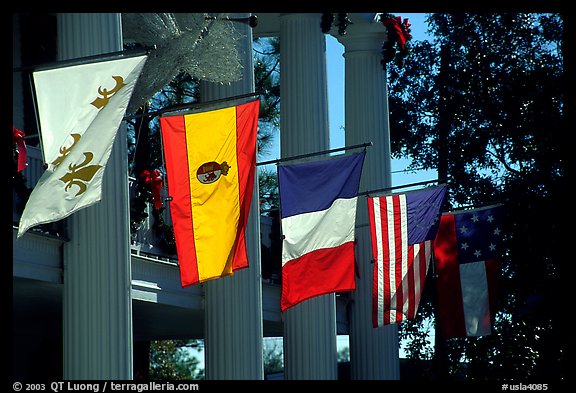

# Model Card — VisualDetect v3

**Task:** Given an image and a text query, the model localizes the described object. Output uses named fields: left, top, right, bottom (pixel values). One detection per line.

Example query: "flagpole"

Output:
left=358, top=178, right=446, bottom=196
left=442, top=201, right=506, bottom=214
left=256, top=142, right=373, bottom=166
left=17, top=46, right=152, bottom=167
left=128, top=92, right=262, bottom=121
left=259, top=178, right=447, bottom=214
left=146, top=92, right=262, bottom=188
left=12, top=46, right=154, bottom=73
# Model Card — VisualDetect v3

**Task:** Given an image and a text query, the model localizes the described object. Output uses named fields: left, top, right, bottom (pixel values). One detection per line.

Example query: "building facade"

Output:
left=12, top=12, right=399, bottom=380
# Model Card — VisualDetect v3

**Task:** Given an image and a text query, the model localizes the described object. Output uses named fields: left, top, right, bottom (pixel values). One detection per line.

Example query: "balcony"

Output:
left=13, top=145, right=349, bottom=339
left=13, top=145, right=282, bottom=280
left=12, top=145, right=288, bottom=339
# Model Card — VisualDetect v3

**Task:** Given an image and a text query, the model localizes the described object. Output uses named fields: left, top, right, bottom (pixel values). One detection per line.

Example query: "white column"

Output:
left=280, top=13, right=337, bottom=380
left=200, top=13, right=264, bottom=380
left=337, top=20, right=401, bottom=380
left=58, top=13, right=133, bottom=379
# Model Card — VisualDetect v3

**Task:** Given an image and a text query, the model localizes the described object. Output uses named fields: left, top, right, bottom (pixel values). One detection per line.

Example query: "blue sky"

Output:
left=327, top=13, right=435, bottom=189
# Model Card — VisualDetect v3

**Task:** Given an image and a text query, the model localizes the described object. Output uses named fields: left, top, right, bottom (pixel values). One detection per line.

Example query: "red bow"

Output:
left=140, top=169, right=163, bottom=210
left=401, top=18, right=412, bottom=45
left=13, top=126, right=27, bottom=173
left=383, top=16, right=411, bottom=51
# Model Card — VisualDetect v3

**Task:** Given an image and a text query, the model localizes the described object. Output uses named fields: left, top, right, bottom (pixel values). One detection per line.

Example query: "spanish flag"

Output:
left=160, top=99, right=259, bottom=287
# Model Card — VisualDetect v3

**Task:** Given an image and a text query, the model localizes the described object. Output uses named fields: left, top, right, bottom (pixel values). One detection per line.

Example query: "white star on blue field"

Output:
left=455, top=207, right=503, bottom=263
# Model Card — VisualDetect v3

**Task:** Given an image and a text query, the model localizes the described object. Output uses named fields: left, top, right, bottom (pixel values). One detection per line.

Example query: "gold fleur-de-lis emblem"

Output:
left=90, top=75, right=125, bottom=109
left=59, top=152, right=102, bottom=197
left=51, top=133, right=81, bottom=167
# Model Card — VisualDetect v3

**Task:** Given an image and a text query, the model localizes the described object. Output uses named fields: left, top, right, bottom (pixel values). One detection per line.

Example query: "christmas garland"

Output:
left=130, top=174, right=152, bottom=233
left=141, top=169, right=163, bottom=210
left=128, top=104, right=178, bottom=256
left=379, top=14, right=412, bottom=68
left=321, top=13, right=352, bottom=36
left=139, top=169, right=176, bottom=256
left=131, top=169, right=177, bottom=256
left=319, top=13, right=413, bottom=68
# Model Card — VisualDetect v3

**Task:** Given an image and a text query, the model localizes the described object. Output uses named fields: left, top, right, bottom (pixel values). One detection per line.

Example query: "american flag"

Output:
left=368, top=185, right=447, bottom=327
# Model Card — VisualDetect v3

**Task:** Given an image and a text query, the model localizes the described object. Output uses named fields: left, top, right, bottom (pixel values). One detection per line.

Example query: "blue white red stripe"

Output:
left=278, top=151, right=365, bottom=311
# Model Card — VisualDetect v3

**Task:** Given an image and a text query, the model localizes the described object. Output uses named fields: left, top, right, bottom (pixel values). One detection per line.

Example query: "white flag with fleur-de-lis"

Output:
left=17, top=55, right=146, bottom=238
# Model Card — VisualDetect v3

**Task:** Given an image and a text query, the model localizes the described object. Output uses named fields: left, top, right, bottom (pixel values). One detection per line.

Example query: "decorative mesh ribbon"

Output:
left=122, top=13, right=244, bottom=113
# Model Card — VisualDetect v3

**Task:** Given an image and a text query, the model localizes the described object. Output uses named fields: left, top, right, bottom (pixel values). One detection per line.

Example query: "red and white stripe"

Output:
left=369, top=194, right=432, bottom=327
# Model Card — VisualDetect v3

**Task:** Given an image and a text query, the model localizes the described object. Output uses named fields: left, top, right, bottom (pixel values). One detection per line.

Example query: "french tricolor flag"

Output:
left=278, top=151, right=365, bottom=312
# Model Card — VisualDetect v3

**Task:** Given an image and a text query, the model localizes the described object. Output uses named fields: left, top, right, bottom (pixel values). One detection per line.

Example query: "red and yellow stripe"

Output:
left=160, top=100, right=259, bottom=286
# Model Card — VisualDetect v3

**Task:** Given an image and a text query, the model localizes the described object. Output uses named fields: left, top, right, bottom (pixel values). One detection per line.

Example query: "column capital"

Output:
left=279, top=12, right=323, bottom=20
left=334, top=19, right=387, bottom=54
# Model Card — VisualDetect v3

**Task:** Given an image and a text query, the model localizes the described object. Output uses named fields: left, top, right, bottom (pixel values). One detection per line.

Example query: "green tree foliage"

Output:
left=258, top=168, right=280, bottom=211
left=149, top=340, right=204, bottom=380
left=387, top=13, right=566, bottom=380
left=254, top=37, right=281, bottom=159
left=337, top=346, right=350, bottom=363
left=254, top=37, right=281, bottom=212
left=263, top=338, right=284, bottom=375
